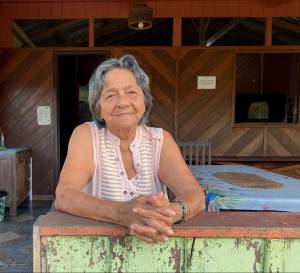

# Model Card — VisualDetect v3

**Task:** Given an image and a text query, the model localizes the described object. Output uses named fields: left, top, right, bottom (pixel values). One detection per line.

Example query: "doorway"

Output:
left=56, top=52, right=108, bottom=178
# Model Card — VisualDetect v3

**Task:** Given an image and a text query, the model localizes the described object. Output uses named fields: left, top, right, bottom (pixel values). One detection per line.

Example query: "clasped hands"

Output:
left=119, top=192, right=179, bottom=243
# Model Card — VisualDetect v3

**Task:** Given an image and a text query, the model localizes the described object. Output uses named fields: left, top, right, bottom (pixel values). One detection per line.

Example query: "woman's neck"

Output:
left=107, top=125, right=137, bottom=144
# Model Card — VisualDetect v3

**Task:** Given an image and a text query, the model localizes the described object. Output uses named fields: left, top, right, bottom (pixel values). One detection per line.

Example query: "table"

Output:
left=33, top=210, right=300, bottom=273
left=189, top=164, right=300, bottom=211
left=0, top=148, right=32, bottom=215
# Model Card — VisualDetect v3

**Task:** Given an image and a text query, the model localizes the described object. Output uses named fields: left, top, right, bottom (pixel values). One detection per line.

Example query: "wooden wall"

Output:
left=178, top=48, right=300, bottom=160
left=178, top=48, right=264, bottom=158
left=1, top=47, right=300, bottom=197
left=0, top=50, right=56, bottom=197
left=1, top=0, right=300, bottom=47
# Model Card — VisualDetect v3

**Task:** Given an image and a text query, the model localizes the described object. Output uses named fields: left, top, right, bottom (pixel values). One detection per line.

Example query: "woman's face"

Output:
left=99, top=68, right=146, bottom=131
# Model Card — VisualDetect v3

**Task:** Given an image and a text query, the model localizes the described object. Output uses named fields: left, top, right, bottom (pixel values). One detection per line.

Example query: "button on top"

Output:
left=123, top=191, right=127, bottom=195
left=130, top=192, right=134, bottom=196
left=120, top=171, right=124, bottom=175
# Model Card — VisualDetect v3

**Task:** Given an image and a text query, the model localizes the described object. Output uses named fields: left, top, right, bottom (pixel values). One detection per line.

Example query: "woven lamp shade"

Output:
left=128, top=0, right=153, bottom=30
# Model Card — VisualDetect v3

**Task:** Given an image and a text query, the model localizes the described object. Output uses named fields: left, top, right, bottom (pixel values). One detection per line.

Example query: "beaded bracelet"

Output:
left=174, top=200, right=189, bottom=224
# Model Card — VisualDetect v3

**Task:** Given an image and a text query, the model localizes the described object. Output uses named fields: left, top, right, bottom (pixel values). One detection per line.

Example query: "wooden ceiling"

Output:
left=13, top=16, right=299, bottom=47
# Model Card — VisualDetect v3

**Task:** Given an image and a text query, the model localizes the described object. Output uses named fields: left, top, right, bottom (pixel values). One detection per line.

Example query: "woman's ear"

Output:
left=98, top=108, right=104, bottom=122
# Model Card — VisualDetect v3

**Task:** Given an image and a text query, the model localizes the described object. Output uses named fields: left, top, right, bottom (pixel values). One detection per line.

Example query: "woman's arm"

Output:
left=131, top=130, right=206, bottom=238
left=55, top=123, right=123, bottom=223
left=159, top=130, right=206, bottom=222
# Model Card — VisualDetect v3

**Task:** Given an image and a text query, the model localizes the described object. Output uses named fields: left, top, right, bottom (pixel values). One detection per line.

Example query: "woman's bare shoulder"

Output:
left=162, top=129, right=176, bottom=145
left=66, top=123, right=94, bottom=163
left=72, top=123, right=92, bottom=137
left=57, top=123, right=94, bottom=190
left=68, top=123, right=93, bottom=146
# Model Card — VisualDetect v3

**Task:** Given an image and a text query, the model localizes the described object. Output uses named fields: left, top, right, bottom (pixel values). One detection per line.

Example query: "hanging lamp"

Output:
left=128, top=0, right=153, bottom=30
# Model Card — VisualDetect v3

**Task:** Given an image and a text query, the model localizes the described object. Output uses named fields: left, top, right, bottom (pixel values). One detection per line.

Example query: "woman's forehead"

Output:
left=104, top=68, right=135, bottom=81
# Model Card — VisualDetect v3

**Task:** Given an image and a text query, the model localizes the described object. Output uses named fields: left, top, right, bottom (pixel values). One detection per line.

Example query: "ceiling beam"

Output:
left=89, top=17, right=94, bottom=48
left=29, top=19, right=80, bottom=40
left=94, top=20, right=127, bottom=38
left=265, top=17, right=272, bottom=46
left=12, top=33, right=24, bottom=47
left=12, top=21, right=36, bottom=47
left=198, top=18, right=210, bottom=45
left=206, top=18, right=241, bottom=46
left=190, top=18, right=210, bottom=45
left=173, top=16, right=181, bottom=46
left=272, top=18, right=300, bottom=34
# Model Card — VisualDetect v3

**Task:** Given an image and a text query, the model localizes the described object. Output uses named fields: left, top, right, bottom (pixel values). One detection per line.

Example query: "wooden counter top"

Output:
left=37, top=210, right=300, bottom=239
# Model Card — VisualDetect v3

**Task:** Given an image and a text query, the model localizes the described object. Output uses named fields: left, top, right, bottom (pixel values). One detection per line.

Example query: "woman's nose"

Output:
left=116, top=94, right=130, bottom=107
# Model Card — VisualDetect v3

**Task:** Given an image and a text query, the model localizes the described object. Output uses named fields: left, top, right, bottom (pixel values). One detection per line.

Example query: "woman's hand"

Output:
left=133, top=192, right=181, bottom=225
left=119, top=193, right=178, bottom=243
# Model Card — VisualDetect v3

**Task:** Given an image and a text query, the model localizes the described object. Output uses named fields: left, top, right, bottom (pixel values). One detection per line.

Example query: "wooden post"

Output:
left=175, top=48, right=180, bottom=140
left=265, top=17, right=272, bottom=46
left=173, top=16, right=181, bottom=140
left=89, top=17, right=94, bottom=48
left=172, top=16, right=181, bottom=46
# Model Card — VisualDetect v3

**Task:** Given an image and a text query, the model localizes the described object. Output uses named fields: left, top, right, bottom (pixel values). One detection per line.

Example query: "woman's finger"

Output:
left=130, top=228, right=154, bottom=243
left=130, top=223, right=168, bottom=242
left=130, top=227, right=168, bottom=244
left=133, top=207, right=174, bottom=225
left=141, top=217, right=174, bottom=236
left=148, top=206, right=176, bottom=217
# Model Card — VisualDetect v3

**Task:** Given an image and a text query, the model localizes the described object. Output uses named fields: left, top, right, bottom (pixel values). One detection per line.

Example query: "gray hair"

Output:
left=88, top=54, right=153, bottom=128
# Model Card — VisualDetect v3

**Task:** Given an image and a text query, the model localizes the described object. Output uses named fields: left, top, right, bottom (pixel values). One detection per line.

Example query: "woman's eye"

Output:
left=128, top=90, right=137, bottom=94
left=105, top=94, right=115, bottom=99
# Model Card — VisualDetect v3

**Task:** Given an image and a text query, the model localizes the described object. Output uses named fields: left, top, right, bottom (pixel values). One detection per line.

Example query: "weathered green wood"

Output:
left=41, top=236, right=111, bottom=272
left=263, top=239, right=285, bottom=273
left=282, top=239, right=300, bottom=273
left=41, top=236, right=300, bottom=273
left=185, top=238, right=265, bottom=273
left=112, top=237, right=185, bottom=272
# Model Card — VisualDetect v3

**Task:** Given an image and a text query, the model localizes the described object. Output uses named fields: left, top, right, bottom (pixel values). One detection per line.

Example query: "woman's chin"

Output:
left=111, top=118, right=139, bottom=130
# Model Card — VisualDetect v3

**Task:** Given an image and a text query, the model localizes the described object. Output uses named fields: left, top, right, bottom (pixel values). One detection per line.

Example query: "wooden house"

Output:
left=0, top=0, right=299, bottom=200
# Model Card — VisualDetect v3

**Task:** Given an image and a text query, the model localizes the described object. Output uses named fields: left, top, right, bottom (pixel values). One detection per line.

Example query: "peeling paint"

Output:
left=48, top=240, right=57, bottom=256
left=169, top=241, right=181, bottom=272
left=88, top=238, right=95, bottom=268
left=285, top=239, right=293, bottom=249
left=203, top=239, right=208, bottom=248
left=40, top=236, right=300, bottom=272
left=234, top=238, right=243, bottom=249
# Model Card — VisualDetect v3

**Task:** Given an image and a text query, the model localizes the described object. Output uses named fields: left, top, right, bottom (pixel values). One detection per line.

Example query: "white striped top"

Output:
left=83, top=122, right=167, bottom=201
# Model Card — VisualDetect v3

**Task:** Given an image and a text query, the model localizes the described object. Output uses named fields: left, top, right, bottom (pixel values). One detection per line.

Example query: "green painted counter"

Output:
left=33, top=210, right=300, bottom=273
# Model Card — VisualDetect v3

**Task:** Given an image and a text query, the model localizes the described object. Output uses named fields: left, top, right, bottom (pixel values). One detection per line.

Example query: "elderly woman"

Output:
left=55, top=54, right=205, bottom=243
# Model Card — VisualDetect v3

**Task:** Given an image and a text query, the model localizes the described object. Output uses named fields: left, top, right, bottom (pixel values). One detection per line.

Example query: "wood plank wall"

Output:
left=1, top=47, right=300, bottom=196
left=178, top=48, right=264, bottom=157
left=178, top=48, right=300, bottom=159
left=0, top=50, right=55, bottom=196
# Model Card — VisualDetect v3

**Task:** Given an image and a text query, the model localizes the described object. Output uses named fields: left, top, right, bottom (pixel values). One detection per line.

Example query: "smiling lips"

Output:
left=113, top=113, right=135, bottom=116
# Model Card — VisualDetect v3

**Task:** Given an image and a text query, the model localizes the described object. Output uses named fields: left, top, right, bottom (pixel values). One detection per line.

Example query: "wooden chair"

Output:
left=177, top=140, right=212, bottom=165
